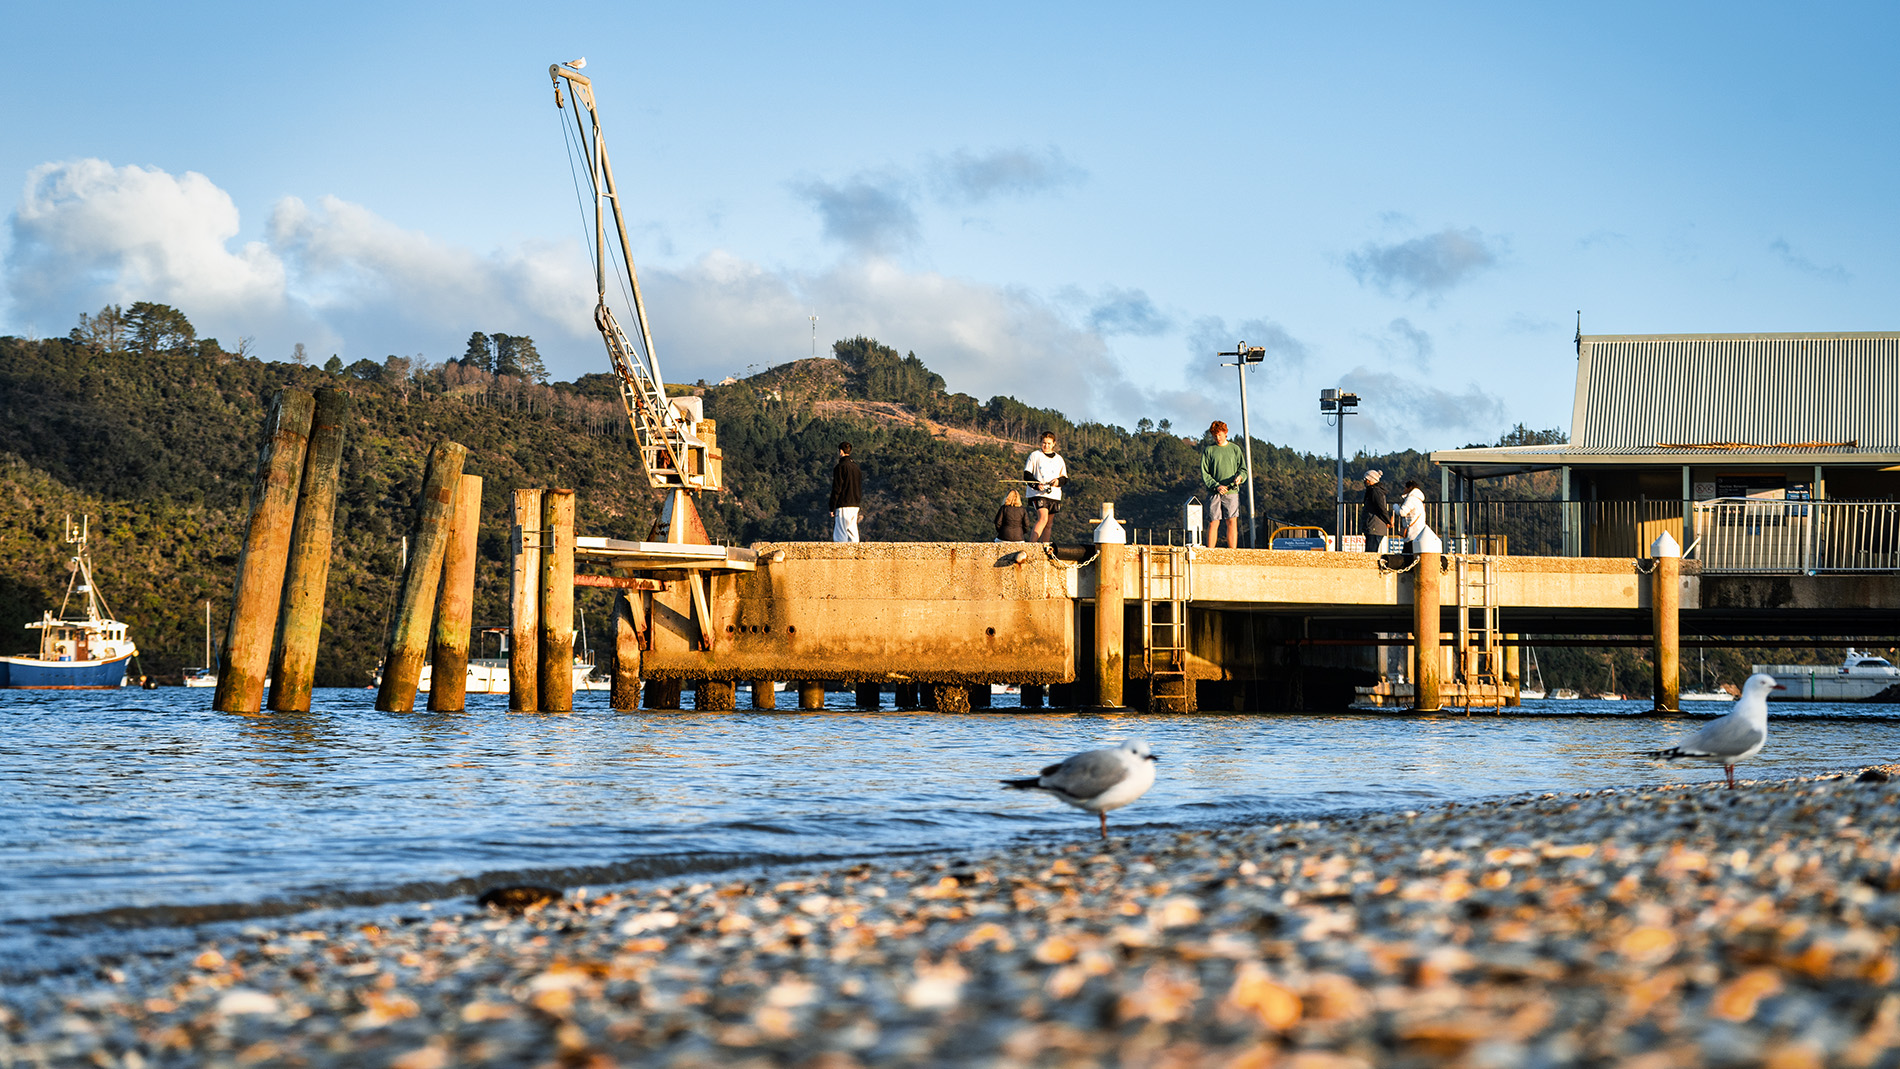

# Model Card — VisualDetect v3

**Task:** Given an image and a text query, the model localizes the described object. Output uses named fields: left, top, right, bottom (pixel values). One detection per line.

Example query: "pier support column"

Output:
left=931, top=684, right=971, bottom=714
left=750, top=681, right=777, bottom=710
left=969, top=685, right=991, bottom=709
left=428, top=474, right=482, bottom=713
left=1650, top=533, right=1682, bottom=713
left=696, top=680, right=736, bottom=711
left=799, top=681, right=827, bottom=710
left=216, top=389, right=314, bottom=714
left=508, top=490, right=544, bottom=712
left=269, top=388, right=348, bottom=712
left=1093, top=542, right=1126, bottom=708
left=610, top=593, right=641, bottom=711
left=855, top=683, right=882, bottom=710
left=376, top=441, right=467, bottom=713
left=643, top=679, right=681, bottom=709
left=893, top=683, right=919, bottom=708
left=1504, top=633, right=1522, bottom=707
left=1020, top=683, right=1045, bottom=708
left=1412, top=552, right=1442, bottom=712
left=538, top=489, right=576, bottom=713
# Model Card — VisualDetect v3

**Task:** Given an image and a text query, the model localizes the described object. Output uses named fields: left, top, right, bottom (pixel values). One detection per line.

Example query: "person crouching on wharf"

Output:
left=995, top=489, right=1029, bottom=542
left=829, top=441, right=862, bottom=542
left=1200, top=420, right=1249, bottom=549
left=1361, top=468, right=1392, bottom=552
left=1024, top=431, right=1068, bottom=542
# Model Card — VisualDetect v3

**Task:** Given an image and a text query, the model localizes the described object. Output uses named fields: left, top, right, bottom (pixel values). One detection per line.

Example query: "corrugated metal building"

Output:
left=1430, top=333, right=1900, bottom=559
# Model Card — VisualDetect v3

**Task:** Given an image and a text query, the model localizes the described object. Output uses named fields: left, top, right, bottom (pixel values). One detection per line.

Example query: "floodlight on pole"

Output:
left=1218, top=342, right=1268, bottom=548
left=1319, top=388, right=1361, bottom=547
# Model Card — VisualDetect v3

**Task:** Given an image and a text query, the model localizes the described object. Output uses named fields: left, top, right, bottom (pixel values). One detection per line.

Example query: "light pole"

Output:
left=1319, top=388, right=1360, bottom=548
left=1218, top=342, right=1267, bottom=547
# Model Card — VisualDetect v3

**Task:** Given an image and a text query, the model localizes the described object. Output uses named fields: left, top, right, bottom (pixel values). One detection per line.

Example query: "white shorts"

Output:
left=831, top=507, right=860, bottom=542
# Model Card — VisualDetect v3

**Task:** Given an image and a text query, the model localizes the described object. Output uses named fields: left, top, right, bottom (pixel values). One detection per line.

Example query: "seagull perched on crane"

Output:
left=565, top=57, right=586, bottom=69
left=1639, top=672, right=1782, bottom=787
left=1003, top=740, right=1157, bottom=840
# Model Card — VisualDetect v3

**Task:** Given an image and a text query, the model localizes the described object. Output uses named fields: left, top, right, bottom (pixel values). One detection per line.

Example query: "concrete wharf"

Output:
left=568, top=530, right=1900, bottom=714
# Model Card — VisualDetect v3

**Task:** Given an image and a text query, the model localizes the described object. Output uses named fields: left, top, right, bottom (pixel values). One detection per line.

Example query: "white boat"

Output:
left=1, top=517, right=138, bottom=689
left=415, top=658, right=603, bottom=694
left=1756, top=650, right=1900, bottom=702
left=1551, top=688, right=1581, bottom=700
left=182, top=600, right=217, bottom=687
left=1680, top=691, right=1733, bottom=702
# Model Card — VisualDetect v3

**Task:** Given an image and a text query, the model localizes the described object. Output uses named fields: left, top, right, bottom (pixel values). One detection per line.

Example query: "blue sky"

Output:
left=3, top=2, right=1894, bottom=454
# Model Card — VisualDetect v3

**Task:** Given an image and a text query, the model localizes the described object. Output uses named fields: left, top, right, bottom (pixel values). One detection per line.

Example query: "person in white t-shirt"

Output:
left=1023, top=431, right=1068, bottom=542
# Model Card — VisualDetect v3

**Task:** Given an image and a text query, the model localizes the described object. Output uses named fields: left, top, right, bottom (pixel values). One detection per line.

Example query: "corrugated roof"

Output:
left=1573, top=333, right=1900, bottom=450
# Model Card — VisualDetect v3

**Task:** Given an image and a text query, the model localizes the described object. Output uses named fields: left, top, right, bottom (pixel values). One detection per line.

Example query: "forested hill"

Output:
left=0, top=327, right=1467, bottom=686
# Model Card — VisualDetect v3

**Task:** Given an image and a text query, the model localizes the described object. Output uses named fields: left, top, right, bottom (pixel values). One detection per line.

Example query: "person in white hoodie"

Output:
left=1395, top=479, right=1437, bottom=552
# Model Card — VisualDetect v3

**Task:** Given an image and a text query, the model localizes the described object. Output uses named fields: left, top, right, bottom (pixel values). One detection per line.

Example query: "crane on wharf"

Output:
left=548, top=58, right=724, bottom=541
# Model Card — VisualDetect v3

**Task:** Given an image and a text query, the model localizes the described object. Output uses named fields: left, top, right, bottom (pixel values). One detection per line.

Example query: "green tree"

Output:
left=124, top=302, right=197, bottom=355
left=345, top=358, right=382, bottom=380
left=323, top=355, right=345, bottom=374
left=494, top=334, right=548, bottom=383
left=69, top=304, right=128, bottom=353
left=461, top=332, right=494, bottom=372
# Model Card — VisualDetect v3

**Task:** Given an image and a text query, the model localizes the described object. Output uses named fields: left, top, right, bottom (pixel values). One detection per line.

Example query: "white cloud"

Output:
left=1346, top=226, right=1502, bottom=299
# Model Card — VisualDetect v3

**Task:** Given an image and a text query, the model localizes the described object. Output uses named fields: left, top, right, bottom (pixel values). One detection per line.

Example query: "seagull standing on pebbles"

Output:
left=1640, top=672, right=1782, bottom=787
left=1003, top=740, right=1157, bottom=839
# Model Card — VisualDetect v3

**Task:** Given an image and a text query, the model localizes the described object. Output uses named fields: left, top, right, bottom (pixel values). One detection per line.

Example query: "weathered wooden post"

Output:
left=611, top=592, right=641, bottom=711
left=1412, top=552, right=1442, bottom=712
left=216, top=389, right=315, bottom=714
left=269, top=388, right=348, bottom=712
left=930, top=684, right=971, bottom=714
left=1503, top=633, right=1522, bottom=707
left=1093, top=506, right=1128, bottom=708
left=855, top=683, right=881, bottom=710
left=696, top=680, right=736, bottom=711
left=1020, top=683, right=1046, bottom=708
left=428, top=474, right=483, bottom=712
left=750, top=680, right=777, bottom=710
left=376, top=442, right=468, bottom=713
left=798, top=681, right=826, bottom=710
left=643, top=679, right=682, bottom=709
left=1650, top=532, right=1682, bottom=713
left=508, top=489, right=543, bottom=712
left=539, top=489, right=577, bottom=713
left=893, top=683, right=919, bottom=708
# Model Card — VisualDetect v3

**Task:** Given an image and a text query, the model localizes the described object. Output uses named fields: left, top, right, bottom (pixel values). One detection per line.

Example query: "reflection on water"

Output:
left=1, top=688, right=1895, bottom=940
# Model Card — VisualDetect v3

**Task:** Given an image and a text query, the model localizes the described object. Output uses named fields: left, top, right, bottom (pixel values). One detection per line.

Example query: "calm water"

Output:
left=3, top=688, right=1896, bottom=969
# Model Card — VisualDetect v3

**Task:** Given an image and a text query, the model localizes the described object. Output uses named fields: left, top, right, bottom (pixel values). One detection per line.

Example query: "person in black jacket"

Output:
left=1361, top=469, right=1392, bottom=552
left=829, top=442, right=863, bottom=542
left=994, top=490, right=1029, bottom=541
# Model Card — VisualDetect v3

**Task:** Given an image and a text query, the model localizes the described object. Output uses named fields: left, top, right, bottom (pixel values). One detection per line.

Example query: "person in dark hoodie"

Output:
left=1361, top=469, right=1392, bottom=552
left=828, top=442, right=862, bottom=542
left=994, top=489, right=1029, bottom=541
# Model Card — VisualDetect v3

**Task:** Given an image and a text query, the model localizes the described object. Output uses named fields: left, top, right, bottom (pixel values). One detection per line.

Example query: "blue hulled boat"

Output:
left=0, top=516, right=137, bottom=689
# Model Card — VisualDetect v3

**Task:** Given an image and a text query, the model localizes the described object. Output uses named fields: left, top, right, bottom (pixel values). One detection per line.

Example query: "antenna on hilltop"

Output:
left=809, top=313, right=818, bottom=358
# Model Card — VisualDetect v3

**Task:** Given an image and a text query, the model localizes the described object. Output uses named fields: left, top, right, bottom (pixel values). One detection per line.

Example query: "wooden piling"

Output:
left=855, top=682, right=881, bottom=710
left=893, top=683, right=919, bottom=708
left=750, top=680, right=777, bottom=710
left=215, top=389, right=315, bottom=714
left=539, top=490, right=577, bottom=713
left=1093, top=543, right=1126, bottom=708
left=1652, top=555, right=1681, bottom=713
left=798, top=681, right=826, bottom=710
left=427, top=474, right=483, bottom=712
left=508, top=489, right=543, bottom=712
left=375, top=442, right=468, bottom=713
left=969, top=684, right=991, bottom=709
left=696, top=680, right=736, bottom=711
left=643, top=679, right=681, bottom=710
left=611, top=593, right=641, bottom=711
left=1021, top=683, right=1046, bottom=708
left=268, top=388, right=348, bottom=712
left=931, top=684, right=972, bottom=714
left=1504, top=633, right=1522, bottom=707
left=1412, top=552, right=1442, bottom=712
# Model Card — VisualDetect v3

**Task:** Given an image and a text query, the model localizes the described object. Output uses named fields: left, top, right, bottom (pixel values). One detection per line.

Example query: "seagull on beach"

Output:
left=1640, top=672, right=1783, bottom=787
left=1002, top=740, right=1157, bottom=839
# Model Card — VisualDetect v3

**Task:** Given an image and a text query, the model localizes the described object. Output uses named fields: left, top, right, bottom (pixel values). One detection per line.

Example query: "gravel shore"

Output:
left=4, top=768, right=1898, bottom=1068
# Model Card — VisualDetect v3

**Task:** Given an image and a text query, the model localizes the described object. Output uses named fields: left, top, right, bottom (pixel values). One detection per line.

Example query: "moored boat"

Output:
left=0, top=517, right=138, bottom=689
left=1756, top=650, right=1900, bottom=702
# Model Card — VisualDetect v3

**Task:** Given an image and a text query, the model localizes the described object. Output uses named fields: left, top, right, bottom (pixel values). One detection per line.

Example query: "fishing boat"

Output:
left=182, top=600, right=216, bottom=687
left=0, top=517, right=138, bottom=689
left=1755, top=650, right=1900, bottom=702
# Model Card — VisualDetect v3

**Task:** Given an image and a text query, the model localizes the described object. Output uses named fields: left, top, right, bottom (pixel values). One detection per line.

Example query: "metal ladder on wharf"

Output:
left=1452, top=555, right=1506, bottom=713
left=1139, top=545, right=1191, bottom=713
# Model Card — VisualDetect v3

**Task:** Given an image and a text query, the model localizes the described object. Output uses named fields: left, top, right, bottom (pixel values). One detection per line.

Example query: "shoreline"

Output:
left=3, top=769, right=1897, bottom=1067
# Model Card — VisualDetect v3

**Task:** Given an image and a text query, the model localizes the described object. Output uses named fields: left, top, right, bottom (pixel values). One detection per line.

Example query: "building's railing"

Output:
left=1694, top=499, right=1900, bottom=574
left=1431, top=498, right=1900, bottom=573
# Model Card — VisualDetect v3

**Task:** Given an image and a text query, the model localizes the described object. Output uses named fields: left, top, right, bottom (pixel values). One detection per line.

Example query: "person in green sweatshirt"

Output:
left=1200, top=420, right=1249, bottom=548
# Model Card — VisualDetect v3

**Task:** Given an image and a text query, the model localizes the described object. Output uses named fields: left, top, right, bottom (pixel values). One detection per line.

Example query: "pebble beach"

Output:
left=5, top=768, right=1898, bottom=1069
